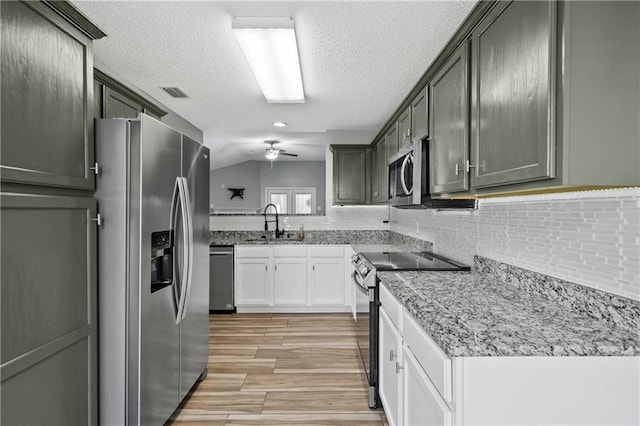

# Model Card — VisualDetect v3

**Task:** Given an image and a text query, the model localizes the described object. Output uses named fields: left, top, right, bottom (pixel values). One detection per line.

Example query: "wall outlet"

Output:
left=221, top=183, right=225, bottom=189
left=416, top=221, right=419, bottom=234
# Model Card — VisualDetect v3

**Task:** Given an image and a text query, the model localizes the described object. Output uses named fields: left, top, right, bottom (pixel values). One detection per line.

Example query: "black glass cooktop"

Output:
left=359, top=251, right=469, bottom=272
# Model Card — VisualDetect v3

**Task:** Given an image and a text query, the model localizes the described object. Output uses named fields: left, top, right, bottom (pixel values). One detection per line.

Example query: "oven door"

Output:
left=352, top=271, right=379, bottom=408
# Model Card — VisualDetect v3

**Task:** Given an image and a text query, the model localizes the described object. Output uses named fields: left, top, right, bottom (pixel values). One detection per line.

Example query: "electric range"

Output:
left=350, top=250, right=469, bottom=408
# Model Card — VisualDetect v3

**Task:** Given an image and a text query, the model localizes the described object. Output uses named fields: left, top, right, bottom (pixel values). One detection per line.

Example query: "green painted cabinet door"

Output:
left=411, top=87, right=428, bottom=143
left=332, top=146, right=367, bottom=205
left=104, top=86, right=144, bottom=119
left=470, top=0, right=556, bottom=189
left=1, top=194, right=97, bottom=426
left=386, top=124, right=399, bottom=160
left=429, top=42, right=470, bottom=195
left=397, top=106, right=412, bottom=153
left=371, top=137, right=388, bottom=203
left=377, top=138, right=389, bottom=203
left=0, top=1, right=94, bottom=190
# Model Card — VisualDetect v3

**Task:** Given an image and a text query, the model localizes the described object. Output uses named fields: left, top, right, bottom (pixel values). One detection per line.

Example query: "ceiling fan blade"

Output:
left=280, top=152, right=298, bottom=157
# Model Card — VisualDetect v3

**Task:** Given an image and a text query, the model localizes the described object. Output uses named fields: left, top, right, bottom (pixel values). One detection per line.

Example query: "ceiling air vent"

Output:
left=161, top=87, right=189, bottom=98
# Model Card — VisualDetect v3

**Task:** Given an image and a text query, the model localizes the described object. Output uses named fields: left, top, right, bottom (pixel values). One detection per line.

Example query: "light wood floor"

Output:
left=168, top=313, right=388, bottom=426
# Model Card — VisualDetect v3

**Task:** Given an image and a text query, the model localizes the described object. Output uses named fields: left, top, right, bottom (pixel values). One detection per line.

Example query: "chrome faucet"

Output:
left=263, top=203, right=284, bottom=239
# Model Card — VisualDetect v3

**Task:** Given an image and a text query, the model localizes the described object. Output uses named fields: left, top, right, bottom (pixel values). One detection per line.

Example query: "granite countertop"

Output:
left=350, top=244, right=418, bottom=253
left=210, top=230, right=433, bottom=252
left=378, top=270, right=640, bottom=357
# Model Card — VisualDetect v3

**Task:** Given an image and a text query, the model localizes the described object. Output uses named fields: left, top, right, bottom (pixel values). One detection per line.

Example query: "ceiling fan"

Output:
left=263, top=140, right=298, bottom=160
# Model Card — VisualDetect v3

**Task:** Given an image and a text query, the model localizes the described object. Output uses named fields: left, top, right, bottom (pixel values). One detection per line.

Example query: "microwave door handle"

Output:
left=400, top=154, right=412, bottom=195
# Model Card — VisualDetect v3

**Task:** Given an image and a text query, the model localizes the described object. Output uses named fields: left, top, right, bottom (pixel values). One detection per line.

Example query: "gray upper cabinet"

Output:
left=331, top=145, right=368, bottom=205
left=470, top=0, right=556, bottom=189
left=397, top=106, right=412, bottom=153
left=410, top=87, right=428, bottom=143
left=1, top=1, right=95, bottom=190
left=386, top=124, right=399, bottom=160
left=376, top=1, right=639, bottom=199
left=104, top=86, right=144, bottom=119
left=94, top=69, right=167, bottom=120
left=429, top=41, right=470, bottom=195
left=372, top=137, right=388, bottom=203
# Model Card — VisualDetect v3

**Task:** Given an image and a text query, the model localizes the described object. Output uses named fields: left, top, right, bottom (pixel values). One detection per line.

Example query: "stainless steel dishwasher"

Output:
left=209, top=245, right=235, bottom=312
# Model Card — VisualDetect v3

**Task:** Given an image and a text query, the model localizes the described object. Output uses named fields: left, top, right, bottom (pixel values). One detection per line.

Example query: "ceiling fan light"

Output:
left=265, top=150, right=279, bottom=160
left=233, top=17, right=305, bottom=103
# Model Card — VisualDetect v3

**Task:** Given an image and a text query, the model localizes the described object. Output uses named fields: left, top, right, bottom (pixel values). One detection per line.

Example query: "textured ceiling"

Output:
left=73, top=0, right=477, bottom=169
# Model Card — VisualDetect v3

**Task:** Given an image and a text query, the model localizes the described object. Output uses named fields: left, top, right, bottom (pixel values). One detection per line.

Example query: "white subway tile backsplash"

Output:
left=391, top=188, right=640, bottom=301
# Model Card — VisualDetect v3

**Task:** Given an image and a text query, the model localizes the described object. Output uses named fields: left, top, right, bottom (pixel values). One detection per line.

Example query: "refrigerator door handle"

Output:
left=175, top=177, right=192, bottom=323
left=170, top=178, right=182, bottom=320
left=180, top=179, right=194, bottom=320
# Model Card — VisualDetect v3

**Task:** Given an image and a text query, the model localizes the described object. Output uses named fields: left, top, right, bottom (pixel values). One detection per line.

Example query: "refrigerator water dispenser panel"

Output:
left=151, top=230, right=174, bottom=293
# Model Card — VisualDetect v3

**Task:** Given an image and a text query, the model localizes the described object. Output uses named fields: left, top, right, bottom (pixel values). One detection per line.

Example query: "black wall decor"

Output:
left=228, top=188, right=245, bottom=200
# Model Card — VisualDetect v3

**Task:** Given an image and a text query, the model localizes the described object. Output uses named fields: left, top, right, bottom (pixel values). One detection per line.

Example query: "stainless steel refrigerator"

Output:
left=95, top=115, right=210, bottom=425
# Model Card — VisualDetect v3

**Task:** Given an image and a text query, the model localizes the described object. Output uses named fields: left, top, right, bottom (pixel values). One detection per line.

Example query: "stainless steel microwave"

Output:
left=388, top=139, right=476, bottom=209
left=388, top=143, right=419, bottom=206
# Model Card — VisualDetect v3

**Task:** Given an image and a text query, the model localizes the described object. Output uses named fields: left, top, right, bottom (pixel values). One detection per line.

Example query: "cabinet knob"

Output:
left=395, top=362, right=404, bottom=374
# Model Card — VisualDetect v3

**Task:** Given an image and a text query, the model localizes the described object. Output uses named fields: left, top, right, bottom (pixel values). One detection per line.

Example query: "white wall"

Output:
left=390, top=188, right=640, bottom=301
left=209, top=161, right=261, bottom=213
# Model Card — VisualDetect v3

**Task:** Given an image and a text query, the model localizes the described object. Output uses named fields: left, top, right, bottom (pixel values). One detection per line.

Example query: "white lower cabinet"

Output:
left=379, top=308, right=403, bottom=426
left=235, top=245, right=347, bottom=312
left=273, top=258, right=307, bottom=305
left=403, top=345, right=452, bottom=426
left=309, top=258, right=345, bottom=305
left=309, top=246, right=345, bottom=306
left=235, top=258, right=270, bottom=305
left=379, top=285, right=640, bottom=426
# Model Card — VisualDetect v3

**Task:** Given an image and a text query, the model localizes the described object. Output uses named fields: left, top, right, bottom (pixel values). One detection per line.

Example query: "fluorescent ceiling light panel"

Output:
left=233, top=17, right=305, bottom=103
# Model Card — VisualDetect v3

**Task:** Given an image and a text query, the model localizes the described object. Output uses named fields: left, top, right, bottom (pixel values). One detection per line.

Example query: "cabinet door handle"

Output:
left=312, top=265, right=315, bottom=271
left=265, top=265, right=268, bottom=271
left=275, top=265, right=277, bottom=271
left=389, top=350, right=397, bottom=361
left=395, top=362, right=404, bottom=374
left=455, top=161, right=476, bottom=176
left=465, top=160, right=476, bottom=172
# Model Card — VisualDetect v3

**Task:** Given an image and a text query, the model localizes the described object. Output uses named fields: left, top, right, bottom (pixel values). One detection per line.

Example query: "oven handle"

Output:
left=352, top=271, right=375, bottom=301
left=352, top=271, right=368, bottom=294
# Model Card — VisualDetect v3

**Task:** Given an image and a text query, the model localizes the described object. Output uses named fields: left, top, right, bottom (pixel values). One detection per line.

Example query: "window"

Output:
left=266, top=187, right=316, bottom=214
